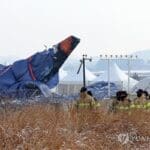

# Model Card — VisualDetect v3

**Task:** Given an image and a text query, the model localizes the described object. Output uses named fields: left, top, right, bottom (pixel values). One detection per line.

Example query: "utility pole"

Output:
left=77, top=54, right=92, bottom=87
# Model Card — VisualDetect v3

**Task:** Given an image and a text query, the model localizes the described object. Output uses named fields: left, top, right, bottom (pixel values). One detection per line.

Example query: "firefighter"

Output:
left=76, top=87, right=96, bottom=109
left=112, top=91, right=131, bottom=111
left=143, top=90, right=149, bottom=100
left=133, top=89, right=147, bottom=109
left=143, top=90, right=150, bottom=109
left=134, top=89, right=146, bottom=104
left=129, top=90, right=150, bottom=110
left=87, top=90, right=101, bottom=108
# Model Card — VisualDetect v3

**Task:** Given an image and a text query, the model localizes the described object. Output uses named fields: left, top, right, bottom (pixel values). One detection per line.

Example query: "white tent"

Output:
left=132, top=77, right=150, bottom=93
left=93, top=63, right=138, bottom=90
left=57, top=67, right=96, bottom=95
left=60, top=67, right=96, bottom=84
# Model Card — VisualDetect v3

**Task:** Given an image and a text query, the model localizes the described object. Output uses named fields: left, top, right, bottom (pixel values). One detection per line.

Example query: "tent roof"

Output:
left=132, top=77, right=150, bottom=93
left=94, top=63, right=138, bottom=88
left=60, top=67, right=96, bottom=83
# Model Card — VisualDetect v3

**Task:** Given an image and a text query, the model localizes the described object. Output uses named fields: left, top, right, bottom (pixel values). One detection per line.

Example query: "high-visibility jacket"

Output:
left=76, top=101, right=101, bottom=109
left=116, top=105, right=130, bottom=110
left=146, top=102, right=150, bottom=108
left=126, top=102, right=150, bottom=110
left=112, top=101, right=150, bottom=112
left=95, top=102, right=101, bottom=108
left=130, top=102, right=150, bottom=109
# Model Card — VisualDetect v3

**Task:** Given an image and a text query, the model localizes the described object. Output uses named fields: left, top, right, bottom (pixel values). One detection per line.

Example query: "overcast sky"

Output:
left=0, top=0, right=150, bottom=59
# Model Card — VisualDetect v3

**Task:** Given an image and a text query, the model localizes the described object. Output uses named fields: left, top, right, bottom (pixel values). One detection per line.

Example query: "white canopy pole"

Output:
left=127, top=57, right=131, bottom=95
left=108, top=58, right=111, bottom=98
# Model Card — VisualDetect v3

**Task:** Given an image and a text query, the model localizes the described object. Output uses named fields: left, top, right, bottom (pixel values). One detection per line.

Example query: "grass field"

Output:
left=0, top=102, right=150, bottom=150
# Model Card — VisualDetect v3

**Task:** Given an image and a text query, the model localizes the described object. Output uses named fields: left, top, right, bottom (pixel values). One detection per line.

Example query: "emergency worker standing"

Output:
left=130, top=89, right=150, bottom=109
left=111, top=91, right=131, bottom=112
left=76, top=87, right=96, bottom=109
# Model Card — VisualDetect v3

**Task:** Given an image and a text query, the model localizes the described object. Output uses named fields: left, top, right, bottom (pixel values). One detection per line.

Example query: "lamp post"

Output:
left=127, top=55, right=131, bottom=94
left=100, top=54, right=111, bottom=98
left=108, top=58, right=111, bottom=98
left=127, top=55, right=138, bottom=95
left=99, top=54, right=138, bottom=98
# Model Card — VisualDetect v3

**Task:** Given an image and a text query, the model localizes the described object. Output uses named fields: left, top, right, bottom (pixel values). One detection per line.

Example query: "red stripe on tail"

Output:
left=28, top=57, right=36, bottom=81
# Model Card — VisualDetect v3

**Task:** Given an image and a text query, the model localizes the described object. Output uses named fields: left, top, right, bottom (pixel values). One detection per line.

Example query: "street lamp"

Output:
left=99, top=54, right=138, bottom=98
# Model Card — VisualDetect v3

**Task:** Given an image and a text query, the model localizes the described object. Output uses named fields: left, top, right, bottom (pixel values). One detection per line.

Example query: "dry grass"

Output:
left=0, top=102, right=150, bottom=150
